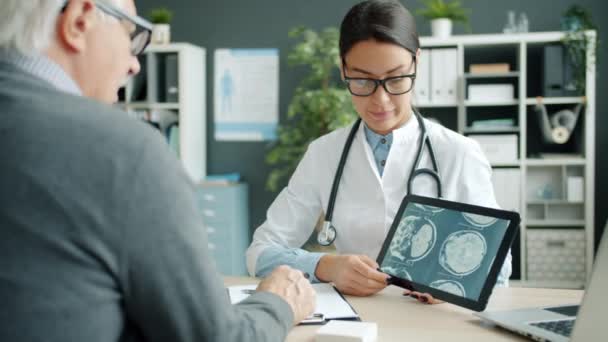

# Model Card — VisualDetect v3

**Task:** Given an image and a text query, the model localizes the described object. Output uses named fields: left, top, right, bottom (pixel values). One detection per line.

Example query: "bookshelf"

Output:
left=118, top=43, right=206, bottom=182
left=415, top=31, right=596, bottom=289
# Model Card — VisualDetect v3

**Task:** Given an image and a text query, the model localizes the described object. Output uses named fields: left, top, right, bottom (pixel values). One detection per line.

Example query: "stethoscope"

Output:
left=317, top=110, right=443, bottom=246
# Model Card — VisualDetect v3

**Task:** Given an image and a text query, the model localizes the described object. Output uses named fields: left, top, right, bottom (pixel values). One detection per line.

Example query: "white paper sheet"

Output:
left=228, top=283, right=358, bottom=321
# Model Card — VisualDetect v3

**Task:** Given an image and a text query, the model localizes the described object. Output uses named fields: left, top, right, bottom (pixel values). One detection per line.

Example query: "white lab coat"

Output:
left=246, top=116, right=503, bottom=276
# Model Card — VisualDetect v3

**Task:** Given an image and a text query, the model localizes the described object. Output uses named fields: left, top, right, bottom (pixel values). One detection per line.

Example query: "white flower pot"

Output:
left=151, top=24, right=171, bottom=45
left=431, top=18, right=453, bottom=38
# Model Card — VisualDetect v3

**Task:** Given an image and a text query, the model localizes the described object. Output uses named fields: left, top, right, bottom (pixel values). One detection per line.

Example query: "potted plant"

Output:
left=265, top=27, right=355, bottom=192
left=560, top=5, right=599, bottom=94
left=416, top=0, right=470, bottom=38
left=148, top=7, right=173, bottom=45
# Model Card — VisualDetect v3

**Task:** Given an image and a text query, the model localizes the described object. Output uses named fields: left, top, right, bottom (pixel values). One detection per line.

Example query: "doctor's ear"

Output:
left=339, top=61, right=345, bottom=81
left=415, top=48, right=421, bottom=63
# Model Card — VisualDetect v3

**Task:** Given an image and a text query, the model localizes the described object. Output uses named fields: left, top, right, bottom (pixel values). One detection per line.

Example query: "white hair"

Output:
left=0, top=0, right=123, bottom=55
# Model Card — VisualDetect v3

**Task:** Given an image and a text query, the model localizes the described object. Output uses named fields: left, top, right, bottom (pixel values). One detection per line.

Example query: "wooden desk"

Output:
left=224, top=277, right=583, bottom=342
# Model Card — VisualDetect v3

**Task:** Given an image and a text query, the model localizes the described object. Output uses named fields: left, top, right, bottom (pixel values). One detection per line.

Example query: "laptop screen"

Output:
left=379, top=199, right=513, bottom=302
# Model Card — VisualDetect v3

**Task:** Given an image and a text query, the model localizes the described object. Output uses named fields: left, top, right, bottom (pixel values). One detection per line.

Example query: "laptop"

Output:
left=475, top=231, right=606, bottom=342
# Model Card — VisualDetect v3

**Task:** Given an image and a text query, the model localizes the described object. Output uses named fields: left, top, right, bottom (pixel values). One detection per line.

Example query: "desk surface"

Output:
left=224, top=277, right=583, bottom=342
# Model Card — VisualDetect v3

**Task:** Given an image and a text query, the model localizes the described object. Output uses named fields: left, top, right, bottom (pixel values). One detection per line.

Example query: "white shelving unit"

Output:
left=119, top=43, right=206, bottom=182
left=417, top=31, right=596, bottom=289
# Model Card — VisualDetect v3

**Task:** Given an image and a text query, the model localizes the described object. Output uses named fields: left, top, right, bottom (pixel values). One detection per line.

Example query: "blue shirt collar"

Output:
left=0, top=48, right=82, bottom=96
left=363, top=123, right=394, bottom=150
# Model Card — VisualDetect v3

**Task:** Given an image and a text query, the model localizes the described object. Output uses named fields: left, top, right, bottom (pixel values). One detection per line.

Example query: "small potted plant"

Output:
left=149, top=7, right=173, bottom=45
left=560, top=5, right=599, bottom=94
left=417, top=0, right=470, bottom=38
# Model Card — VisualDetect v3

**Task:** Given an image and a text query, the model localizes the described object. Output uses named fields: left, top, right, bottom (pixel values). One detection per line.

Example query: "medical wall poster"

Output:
left=379, top=203, right=511, bottom=301
left=214, top=49, right=279, bottom=141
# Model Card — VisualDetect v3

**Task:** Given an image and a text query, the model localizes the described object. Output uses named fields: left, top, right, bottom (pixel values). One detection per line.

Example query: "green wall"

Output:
left=136, top=0, right=607, bottom=248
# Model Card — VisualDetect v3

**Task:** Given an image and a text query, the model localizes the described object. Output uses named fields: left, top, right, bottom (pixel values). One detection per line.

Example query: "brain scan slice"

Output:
left=462, top=213, right=498, bottom=228
left=410, top=223, right=435, bottom=259
left=380, top=266, right=412, bottom=281
left=388, top=215, right=437, bottom=262
left=439, top=230, right=487, bottom=276
left=430, top=280, right=466, bottom=297
left=413, top=204, right=444, bottom=214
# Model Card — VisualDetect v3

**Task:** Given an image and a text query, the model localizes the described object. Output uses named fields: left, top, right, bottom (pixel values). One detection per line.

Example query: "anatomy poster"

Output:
left=214, top=48, right=279, bottom=141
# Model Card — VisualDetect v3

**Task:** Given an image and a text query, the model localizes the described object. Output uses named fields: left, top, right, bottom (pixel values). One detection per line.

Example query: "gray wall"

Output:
left=136, top=0, right=607, bottom=248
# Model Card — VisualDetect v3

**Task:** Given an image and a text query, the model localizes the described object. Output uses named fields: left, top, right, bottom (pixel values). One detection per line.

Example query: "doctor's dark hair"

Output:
left=339, top=0, right=420, bottom=59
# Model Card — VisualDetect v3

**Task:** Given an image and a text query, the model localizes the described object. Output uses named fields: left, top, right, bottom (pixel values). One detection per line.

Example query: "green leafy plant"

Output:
left=148, top=7, right=173, bottom=24
left=265, top=27, right=355, bottom=192
left=560, top=5, right=599, bottom=93
left=416, top=0, right=470, bottom=24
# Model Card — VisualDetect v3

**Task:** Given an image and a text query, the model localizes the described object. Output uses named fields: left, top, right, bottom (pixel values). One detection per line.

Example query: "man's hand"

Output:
left=315, top=254, right=389, bottom=296
left=256, top=265, right=316, bottom=325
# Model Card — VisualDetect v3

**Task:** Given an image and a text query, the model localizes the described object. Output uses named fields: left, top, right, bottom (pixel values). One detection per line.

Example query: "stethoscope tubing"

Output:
left=318, top=110, right=441, bottom=246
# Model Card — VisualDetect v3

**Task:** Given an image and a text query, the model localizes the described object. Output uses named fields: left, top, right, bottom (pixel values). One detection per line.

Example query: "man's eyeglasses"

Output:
left=61, top=0, right=152, bottom=56
left=343, top=57, right=417, bottom=97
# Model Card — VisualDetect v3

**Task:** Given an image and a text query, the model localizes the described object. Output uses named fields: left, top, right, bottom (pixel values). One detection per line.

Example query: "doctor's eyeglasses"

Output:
left=61, top=0, right=152, bottom=56
left=343, top=57, right=417, bottom=97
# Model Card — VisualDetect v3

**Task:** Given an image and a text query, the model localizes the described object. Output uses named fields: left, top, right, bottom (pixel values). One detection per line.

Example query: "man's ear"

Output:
left=56, top=0, right=97, bottom=54
left=339, top=58, right=345, bottom=81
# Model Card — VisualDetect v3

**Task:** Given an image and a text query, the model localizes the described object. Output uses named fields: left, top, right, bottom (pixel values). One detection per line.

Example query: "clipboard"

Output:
left=228, top=283, right=360, bottom=325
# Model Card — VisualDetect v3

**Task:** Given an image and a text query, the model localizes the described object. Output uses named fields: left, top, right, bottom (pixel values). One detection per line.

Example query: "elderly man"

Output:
left=0, top=1, right=315, bottom=341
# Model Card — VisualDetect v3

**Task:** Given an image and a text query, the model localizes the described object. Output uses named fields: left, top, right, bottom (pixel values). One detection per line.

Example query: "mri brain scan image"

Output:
left=413, top=204, right=444, bottom=214
left=462, top=213, right=498, bottom=228
left=430, top=280, right=466, bottom=297
left=389, top=216, right=437, bottom=262
left=381, top=266, right=411, bottom=281
left=439, top=230, right=487, bottom=276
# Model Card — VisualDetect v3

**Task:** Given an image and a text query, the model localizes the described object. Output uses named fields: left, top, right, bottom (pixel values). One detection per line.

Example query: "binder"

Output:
left=228, top=283, right=360, bottom=325
left=430, top=48, right=458, bottom=104
left=443, top=48, right=459, bottom=104
left=164, top=54, right=179, bottom=102
left=414, top=49, right=431, bottom=105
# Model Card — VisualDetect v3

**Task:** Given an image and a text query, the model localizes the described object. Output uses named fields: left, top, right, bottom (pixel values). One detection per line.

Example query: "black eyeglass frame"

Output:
left=342, top=56, right=417, bottom=97
left=61, top=0, right=152, bottom=56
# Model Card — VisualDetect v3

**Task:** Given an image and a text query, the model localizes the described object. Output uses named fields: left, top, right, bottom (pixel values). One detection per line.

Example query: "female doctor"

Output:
left=246, top=0, right=511, bottom=300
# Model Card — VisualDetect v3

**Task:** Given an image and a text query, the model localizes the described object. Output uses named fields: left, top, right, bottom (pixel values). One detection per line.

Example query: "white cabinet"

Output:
left=418, top=31, right=596, bottom=289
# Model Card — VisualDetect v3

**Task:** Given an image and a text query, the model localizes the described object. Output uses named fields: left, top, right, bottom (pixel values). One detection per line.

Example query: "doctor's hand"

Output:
left=315, top=254, right=389, bottom=296
left=402, top=289, right=445, bottom=305
left=256, top=265, right=316, bottom=325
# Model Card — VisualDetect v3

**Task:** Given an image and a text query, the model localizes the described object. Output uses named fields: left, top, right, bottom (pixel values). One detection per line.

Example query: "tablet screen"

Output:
left=378, top=199, right=513, bottom=303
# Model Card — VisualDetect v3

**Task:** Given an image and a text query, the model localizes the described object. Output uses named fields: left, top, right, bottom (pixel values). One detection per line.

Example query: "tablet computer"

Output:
left=377, top=194, right=520, bottom=312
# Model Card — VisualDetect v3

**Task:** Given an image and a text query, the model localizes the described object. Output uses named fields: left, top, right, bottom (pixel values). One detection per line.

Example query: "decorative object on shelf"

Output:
left=416, top=0, right=470, bottom=38
left=502, top=10, right=517, bottom=34
left=148, top=7, right=173, bottom=45
left=265, top=27, right=355, bottom=192
left=502, top=10, right=529, bottom=34
left=534, top=96, right=584, bottom=145
left=560, top=5, right=599, bottom=93
left=536, top=184, right=556, bottom=200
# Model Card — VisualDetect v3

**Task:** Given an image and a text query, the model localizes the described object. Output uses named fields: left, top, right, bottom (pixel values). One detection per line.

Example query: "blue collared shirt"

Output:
left=363, top=123, right=393, bottom=176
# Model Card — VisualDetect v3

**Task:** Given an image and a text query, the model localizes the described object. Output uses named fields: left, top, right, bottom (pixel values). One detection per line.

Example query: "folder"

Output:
left=430, top=48, right=458, bottom=104
left=414, top=49, right=431, bottom=105
left=228, top=283, right=360, bottom=325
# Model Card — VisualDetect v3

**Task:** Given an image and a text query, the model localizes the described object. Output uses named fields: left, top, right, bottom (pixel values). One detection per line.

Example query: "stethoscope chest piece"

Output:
left=317, top=221, right=337, bottom=246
